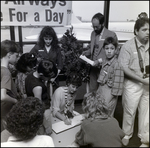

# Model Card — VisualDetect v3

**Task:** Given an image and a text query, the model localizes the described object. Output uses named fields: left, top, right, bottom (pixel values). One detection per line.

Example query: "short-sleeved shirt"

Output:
left=1, top=66, right=17, bottom=98
left=75, top=117, right=125, bottom=147
left=97, top=57, right=124, bottom=96
left=1, top=135, right=54, bottom=147
left=25, top=72, right=50, bottom=109
left=118, top=37, right=149, bottom=78
left=52, top=86, right=76, bottom=117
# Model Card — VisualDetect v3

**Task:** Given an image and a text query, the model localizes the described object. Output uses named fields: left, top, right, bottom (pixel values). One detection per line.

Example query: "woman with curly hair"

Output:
left=30, top=26, right=63, bottom=91
left=52, top=74, right=82, bottom=125
left=1, top=97, right=54, bottom=147
left=71, top=91, right=125, bottom=147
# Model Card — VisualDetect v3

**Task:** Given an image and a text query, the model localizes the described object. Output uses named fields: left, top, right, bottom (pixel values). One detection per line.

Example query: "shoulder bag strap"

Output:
left=134, top=38, right=144, bottom=73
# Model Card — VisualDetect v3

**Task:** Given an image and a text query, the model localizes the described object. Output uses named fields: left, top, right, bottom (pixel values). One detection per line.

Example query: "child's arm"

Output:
left=111, top=63, right=124, bottom=96
left=1, top=89, right=17, bottom=104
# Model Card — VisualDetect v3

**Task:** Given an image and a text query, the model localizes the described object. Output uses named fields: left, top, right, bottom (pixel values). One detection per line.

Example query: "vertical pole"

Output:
left=18, top=26, right=23, bottom=53
left=103, top=1, right=110, bottom=29
left=10, top=26, right=15, bottom=41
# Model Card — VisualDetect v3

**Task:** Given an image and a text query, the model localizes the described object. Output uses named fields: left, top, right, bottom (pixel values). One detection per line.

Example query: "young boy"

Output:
left=1, top=40, right=21, bottom=132
left=97, top=37, right=124, bottom=116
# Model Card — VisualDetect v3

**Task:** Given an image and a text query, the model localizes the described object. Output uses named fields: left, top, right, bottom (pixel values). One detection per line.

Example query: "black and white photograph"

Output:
left=1, top=1, right=149, bottom=147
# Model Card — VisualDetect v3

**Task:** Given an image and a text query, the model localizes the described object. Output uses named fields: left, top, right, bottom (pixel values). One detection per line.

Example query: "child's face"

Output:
left=68, top=84, right=78, bottom=94
left=104, top=43, right=116, bottom=59
left=9, top=52, right=19, bottom=65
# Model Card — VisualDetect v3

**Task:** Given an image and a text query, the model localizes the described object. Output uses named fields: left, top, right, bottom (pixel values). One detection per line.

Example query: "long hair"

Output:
left=38, top=26, right=59, bottom=49
left=82, top=92, right=110, bottom=121
left=82, top=92, right=97, bottom=120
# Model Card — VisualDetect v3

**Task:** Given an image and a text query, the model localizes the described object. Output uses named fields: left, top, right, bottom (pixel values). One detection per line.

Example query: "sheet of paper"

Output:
left=52, top=114, right=84, bottom=134
left=79, top=55, right=94, bottom=66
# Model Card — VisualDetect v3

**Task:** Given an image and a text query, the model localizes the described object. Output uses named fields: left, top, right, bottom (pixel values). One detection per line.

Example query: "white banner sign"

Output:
left=1, top=1, right=72, bottom=26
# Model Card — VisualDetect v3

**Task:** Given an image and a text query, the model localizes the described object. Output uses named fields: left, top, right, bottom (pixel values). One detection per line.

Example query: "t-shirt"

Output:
left=1, top=66, right=17, bottom=98
left=75, top=117, right=125, bottom=147
left=25, top=72, right=50, bottom=109
left=1, top=66, right=17, bottom=131
left=1, top=135, right=54, bottom=147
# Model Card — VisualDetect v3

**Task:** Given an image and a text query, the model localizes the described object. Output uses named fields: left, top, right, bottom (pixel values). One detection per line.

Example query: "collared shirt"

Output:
left=30, top=44, right=63, bottom=70
left=118, top=37, right=149, bottom=78
left=97, top=57, right=124, bottom=96
left=135, top=37, right=149, bottom=72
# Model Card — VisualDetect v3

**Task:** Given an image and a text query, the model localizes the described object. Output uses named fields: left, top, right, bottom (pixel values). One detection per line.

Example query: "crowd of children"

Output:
left=1, top=12, right=149, bottom=147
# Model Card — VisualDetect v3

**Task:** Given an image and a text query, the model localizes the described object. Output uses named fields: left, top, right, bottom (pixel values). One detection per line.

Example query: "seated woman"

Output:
left=15, top=52, right=37, bottom=99
left=52, top=74, right=82, bottom=125
left=1, top=97, right=54, bottom=147
left=71, top=91, right=125, bottom=147
left=25, top=59, right=58, bottom=135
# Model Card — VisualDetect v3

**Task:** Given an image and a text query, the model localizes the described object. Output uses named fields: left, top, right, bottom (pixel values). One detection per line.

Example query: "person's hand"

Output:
left=82, top=50, right=90, bottom=57
left=98, top=58, right=103, bottom=64
left=64, top=117, right=72, bottom=125
left=142, top=77, right=149, bottom=85
left=93, top=58, right=103, bottom=67
left=50, top=77, right=56, bottom=83
left=46, top=128, right=52, bottom=136
left=93, top=60, right=99, bottom=67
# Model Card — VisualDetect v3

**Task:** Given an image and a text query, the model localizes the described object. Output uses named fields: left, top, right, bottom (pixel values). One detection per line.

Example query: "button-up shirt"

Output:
left=118, top=37, right=149, bottom=78
left=97, top=56, right=124, bottom=96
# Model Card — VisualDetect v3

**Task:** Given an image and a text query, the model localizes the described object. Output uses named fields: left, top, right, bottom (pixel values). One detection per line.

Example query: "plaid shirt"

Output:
left=97, top=56, right=124, bottom=96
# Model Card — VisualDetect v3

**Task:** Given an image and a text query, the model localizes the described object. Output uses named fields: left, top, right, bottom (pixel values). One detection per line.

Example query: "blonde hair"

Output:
left=82, top=91, right=110, bottom=121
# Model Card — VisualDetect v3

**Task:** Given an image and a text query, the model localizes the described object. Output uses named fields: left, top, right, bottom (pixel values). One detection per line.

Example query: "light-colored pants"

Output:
left=140, top=106, right=149, bottom=146
left=97, top=84, right=118, bottom=117
left=122, top=79, right=149, bottom=139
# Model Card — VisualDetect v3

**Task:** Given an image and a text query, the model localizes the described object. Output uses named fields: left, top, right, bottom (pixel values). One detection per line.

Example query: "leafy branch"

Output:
left=60, top=27, right=90, bottom=82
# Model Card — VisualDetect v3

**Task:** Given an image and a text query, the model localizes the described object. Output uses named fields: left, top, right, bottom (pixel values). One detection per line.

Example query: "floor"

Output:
left=59, top=80, right=142, bottom=147
left=74, top=96, right=142, bottom=147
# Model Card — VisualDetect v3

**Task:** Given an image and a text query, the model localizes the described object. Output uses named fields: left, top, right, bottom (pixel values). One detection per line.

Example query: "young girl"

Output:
left=97, top=37, right=124, bottom=116
left=52, top=74, right=82, bottom=125
left=15, top=52, right=37, bottom=99
left=71, top=92, right=125, bottom=147
left=25, top=59, right=58, bottom=135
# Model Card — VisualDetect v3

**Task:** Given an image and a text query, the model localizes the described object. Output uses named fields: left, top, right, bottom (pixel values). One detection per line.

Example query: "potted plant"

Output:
left=59, top=27, right=90, bottom=83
